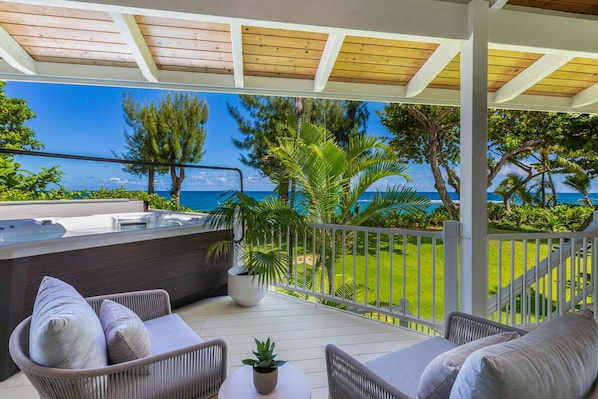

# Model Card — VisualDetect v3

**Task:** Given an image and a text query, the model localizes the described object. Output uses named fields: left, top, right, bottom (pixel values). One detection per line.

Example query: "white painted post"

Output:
left=459, top=0, right=489, bottom=317
left=443, top=221, right=459, bottom=317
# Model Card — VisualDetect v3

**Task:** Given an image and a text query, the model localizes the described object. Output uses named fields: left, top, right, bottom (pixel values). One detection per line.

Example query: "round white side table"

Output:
left=218, top=364, right=311, bottom=399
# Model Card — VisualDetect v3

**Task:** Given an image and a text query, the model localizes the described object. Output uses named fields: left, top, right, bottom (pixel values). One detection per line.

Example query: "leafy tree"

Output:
left=227, top=95, right=368, bottom=199
left=380, top=105, right=570, bottom=219
left=118, top=94, right=167, bottom=194
left=118, top=91, right=208, bottom=202
left=378, top=104, right=460, bottom=219
left=158, top=92, right=208, bottom=201
left=563, top=171, right=593, bottom=207
left=560, top=114, right=598, bottom=178
left=0, top=81, right=63, bottom=195
left=494, top=173, right=533, bottom=212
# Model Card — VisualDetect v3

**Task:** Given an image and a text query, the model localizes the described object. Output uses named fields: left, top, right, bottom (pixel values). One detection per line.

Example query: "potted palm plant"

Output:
left=206, top=191, right=305, bottom=306
left=242, top=336, right=286, bottom=394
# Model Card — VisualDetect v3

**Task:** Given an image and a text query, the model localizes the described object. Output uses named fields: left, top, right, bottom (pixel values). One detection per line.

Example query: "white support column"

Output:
left=459, top=0, right=488, bottom=317
left=443, top=220, right=459, bottom=318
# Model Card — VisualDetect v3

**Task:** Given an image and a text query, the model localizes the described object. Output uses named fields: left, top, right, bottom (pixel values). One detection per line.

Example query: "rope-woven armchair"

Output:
left=325, top=311, right=527, bottom=399
left=9, top=289, right=226, bottom=399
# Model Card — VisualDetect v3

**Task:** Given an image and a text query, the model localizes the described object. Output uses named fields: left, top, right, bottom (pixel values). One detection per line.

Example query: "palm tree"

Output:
left=564, top=172, right=593, bottom=207
left=271, top=122, right=428, bottom=294
left=272, top=122, right=428, bottom=225
left=494, top=173, right=534, bottom=213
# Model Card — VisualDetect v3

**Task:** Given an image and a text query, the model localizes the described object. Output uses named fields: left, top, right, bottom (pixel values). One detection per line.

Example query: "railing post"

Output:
left=443, top=221, right=459, bottom=318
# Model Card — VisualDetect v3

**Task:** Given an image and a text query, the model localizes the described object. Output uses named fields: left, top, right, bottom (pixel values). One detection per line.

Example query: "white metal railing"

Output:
left=268, top=218, right=597, bottom=334
left=487, top=231, right=598, bottom=328
left=274, top=221, right=459, bottom=334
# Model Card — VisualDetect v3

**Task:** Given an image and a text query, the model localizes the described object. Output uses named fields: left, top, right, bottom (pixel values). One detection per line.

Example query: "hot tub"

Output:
left=0, top=207, right=231, bottom=381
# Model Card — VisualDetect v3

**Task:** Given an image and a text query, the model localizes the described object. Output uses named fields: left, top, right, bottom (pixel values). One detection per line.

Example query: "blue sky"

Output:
left=3, top=81, right=588, bottom=194
left=4, top=81, right=438, bottom=192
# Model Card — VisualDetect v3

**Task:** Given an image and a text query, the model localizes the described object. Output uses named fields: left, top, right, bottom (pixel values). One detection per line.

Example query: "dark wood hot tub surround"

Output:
left=0, top=229, right=231, bottom=381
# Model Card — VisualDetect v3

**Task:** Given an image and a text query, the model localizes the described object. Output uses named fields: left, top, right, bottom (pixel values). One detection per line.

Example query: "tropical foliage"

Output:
left=271, top=121, right=429, bottom=225
left=227, top=95, right=369, bottom=199
left=379, top=105, right=574, bottom=219
left=205, top=191, right=306, bottom=285
left=0, top=81, right=63, bottom=196
left=117, top=91, right=208, bottom=202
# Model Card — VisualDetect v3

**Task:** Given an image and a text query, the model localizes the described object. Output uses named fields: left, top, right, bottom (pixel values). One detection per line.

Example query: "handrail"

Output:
left=0, top=148, right=244, bottom=192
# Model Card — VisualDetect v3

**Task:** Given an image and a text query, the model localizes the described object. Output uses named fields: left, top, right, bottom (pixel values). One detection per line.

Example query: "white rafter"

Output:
left=405, top=42, right=460, bottom=98
left=571, top=83, right=598, bottom=108
left=493, top=54, right=573, bottom=104
left=489, top=0, right=508, bottom=9
left=111, top=12, right=158, bottom=83
left=314, top=33, right=345, bottom=92
left=229, top=22, right=244, bottom=88
left=0, top=26, right=36, bottom=75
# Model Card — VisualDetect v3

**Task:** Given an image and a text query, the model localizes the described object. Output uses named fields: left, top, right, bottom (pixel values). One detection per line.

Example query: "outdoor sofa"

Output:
left=9, top=276, right=227, bottom=399
left=326, top=310, right=598, bottom=399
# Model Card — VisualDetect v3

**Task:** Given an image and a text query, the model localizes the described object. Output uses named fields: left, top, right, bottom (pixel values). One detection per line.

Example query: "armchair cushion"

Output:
left=29, top=276, right=107, bottom=369
left=416, top=331, right=520, bottom=399
left=100, top=299, right=151, bottom=364
left=451, top=310, right=598, bottom=399
left=144, top=314, right=203, bottom=355
left=364, top=336, right=457, bottom=398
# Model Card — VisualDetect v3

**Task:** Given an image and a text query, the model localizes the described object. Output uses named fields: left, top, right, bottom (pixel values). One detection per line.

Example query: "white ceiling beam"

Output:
left=4, top=59, right=598, bottom=114
left=405, top=42, right=460, bottom=98
left=489, top=0, right=508, bottom=9
left=493, top=54, right=573, bottom=104
left=111, top=12, right=158, bottom=82
left=314, top=33, right=345, bottom=92
left=11, top=0, right=469, bottom=42
left=229, top=22, right=244, bottom=88
left=571, top=83, right=598, bottom=108
left=489, top=8, right=598, bottom=58
left=0, top=25, right=36, bottom=75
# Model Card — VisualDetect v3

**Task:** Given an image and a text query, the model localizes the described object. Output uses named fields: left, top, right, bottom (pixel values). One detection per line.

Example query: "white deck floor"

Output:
left=0, top=292, right=428, bottom=399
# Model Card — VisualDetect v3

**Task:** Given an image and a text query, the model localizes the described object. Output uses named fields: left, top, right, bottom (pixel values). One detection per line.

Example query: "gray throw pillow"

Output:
left=100, top=299, right=151, bottom=364
left=450, top=309, right=598, bottom=399
left=416, top=331, right=520, bottom=399
left=29, top=276, right=107, bottom=369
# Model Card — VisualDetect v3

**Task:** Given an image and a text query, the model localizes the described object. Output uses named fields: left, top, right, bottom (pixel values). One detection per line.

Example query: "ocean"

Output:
left=156, top=191, right=597, bottom=213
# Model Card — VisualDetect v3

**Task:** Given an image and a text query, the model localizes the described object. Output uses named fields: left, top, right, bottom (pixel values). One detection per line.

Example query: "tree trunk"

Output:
left=585, top=195, right=593, bottom=208
left=170, top=166, right=185, bottom=203
left=547, top=172, right=558, bottom=206
left=290, top=97, right=303, bottom=210
left=428, top=127, right=459, bottom=220
left=147, top=167, right=155, bottom=194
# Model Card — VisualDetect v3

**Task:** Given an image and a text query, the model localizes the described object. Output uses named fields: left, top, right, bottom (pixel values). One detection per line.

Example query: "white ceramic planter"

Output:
left=227, top=265, right=266, bottom=306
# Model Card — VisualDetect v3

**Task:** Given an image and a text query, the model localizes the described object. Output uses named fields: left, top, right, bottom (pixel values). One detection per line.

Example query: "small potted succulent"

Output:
left=242, top=336, right=286, bottom=394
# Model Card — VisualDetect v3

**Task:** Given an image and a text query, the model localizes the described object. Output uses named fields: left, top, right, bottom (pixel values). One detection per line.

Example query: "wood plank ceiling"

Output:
left=0, top=0, right=598, bottom=113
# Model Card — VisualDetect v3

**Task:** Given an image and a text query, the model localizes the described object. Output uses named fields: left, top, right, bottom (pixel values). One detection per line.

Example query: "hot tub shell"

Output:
left=0, top=202, right=231, bottom=381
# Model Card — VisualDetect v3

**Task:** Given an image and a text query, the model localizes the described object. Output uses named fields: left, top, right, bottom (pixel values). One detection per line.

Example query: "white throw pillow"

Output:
left=450, top=310, right=598, bottom=399
left=100, top=299, right=151, bottom=364
left=416, top=331, right=520, bottom=399
left=29, top=276, right=107, bottom=369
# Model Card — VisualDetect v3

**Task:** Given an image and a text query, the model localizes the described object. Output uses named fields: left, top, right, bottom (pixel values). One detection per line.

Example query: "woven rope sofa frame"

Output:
left=325, top=311, right=527, bottom=399
left=9, top=289, right=227, bottom=399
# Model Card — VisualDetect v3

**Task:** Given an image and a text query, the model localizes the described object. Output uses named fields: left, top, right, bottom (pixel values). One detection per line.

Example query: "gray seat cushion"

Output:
left=451, top=310, right=598, bottom=399
left=364, top=336, right=458, bottom=398
left=144, top=314, right=203, bottom=355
